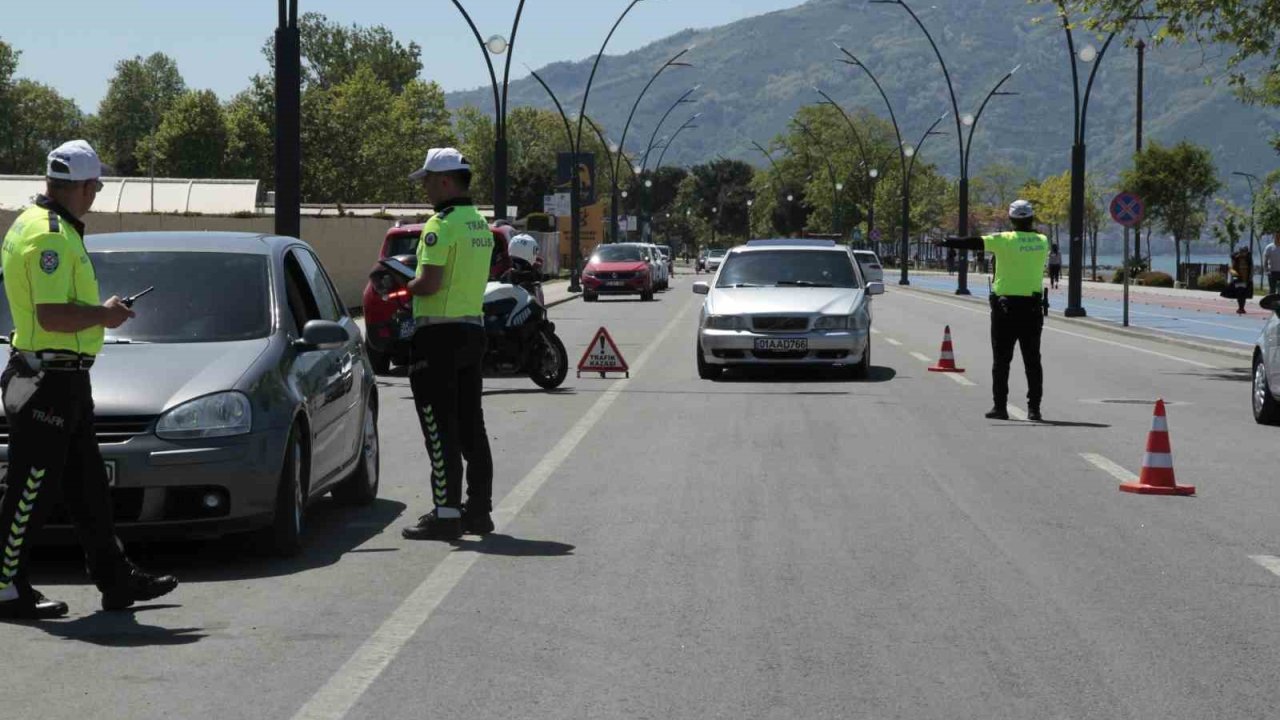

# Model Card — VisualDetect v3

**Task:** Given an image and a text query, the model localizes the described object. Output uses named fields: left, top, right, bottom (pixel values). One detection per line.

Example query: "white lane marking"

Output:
left=910, top=351, right=932, bottom=363
left=947, top=373, right=976, bottom=386
left=1249, top=555, right=1280, bottom=578
left=871, top=328, right=881, bottom=335
left=292, top=298, right=700, bottom=720
left=1080, top=453, right=1139, bottom=483
left=896, top=290, right=1219, bottom=369
left=1008, top=405, right=1028, bottom=421
left=885, top=338, right=902, bottom=346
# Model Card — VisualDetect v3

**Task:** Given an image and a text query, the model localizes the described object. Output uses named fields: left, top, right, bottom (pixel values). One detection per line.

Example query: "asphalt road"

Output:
left=4, top=271, right=1280, bottom=720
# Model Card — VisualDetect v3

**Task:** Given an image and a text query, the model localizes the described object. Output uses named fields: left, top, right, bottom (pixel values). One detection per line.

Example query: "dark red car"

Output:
left=582, top=243, right=654, bottom=302
left=362, top=222, right=511, bottom=373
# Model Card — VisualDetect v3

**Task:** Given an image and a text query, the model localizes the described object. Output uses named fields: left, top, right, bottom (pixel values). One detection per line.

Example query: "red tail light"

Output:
left=387, top=289, right=410, bottom=300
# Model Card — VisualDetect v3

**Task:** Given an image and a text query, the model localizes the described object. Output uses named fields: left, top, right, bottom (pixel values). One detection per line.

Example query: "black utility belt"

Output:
left=15, top=350, right=95, bottom=371
left=992, top=293, right=1042, bottom=302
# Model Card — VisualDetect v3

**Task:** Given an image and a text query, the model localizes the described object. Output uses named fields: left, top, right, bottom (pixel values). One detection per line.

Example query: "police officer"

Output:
left=0, top=141, right=177, bottom=620
left=937, top=199, right=1050, bottom=422
left=400, top=148, right=496, bottom=541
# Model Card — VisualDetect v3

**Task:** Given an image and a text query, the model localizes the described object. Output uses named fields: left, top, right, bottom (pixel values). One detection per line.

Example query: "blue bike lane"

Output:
left=906, top=274, right=1266, bottom=349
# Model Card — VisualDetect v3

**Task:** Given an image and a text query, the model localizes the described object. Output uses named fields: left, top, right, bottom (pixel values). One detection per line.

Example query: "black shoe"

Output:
left=462, top=505, right=495, bottom=535
left=102, top=566, right=179, bottom=611
left=403, top=510, right=463, bottom=541
left=0, top=589, right=68, bottom=620
left=1028, top=406, right=1043, bottom=422
left=985, top=406, right=1009, bottom=420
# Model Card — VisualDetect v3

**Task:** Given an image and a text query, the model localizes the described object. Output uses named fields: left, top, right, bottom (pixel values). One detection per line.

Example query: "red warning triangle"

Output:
left=577, top=327, right=630, bottom=377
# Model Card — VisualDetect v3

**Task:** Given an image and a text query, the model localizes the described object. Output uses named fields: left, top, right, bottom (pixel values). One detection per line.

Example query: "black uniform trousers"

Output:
left=0, top=358, right=126, bottom=598
left=990, top=295, right=1044, bottom=409
left=408, top=324, right=493, bottom=512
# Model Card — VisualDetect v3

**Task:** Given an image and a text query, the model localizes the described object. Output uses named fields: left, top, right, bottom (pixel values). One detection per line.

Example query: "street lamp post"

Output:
left=607, top=49, right=694, bottom=243
left=449, top=0, right=527, bottom=221
left=867, top=168, right=879, bottom=251
left=794, top=119, right=843, bottom=238
left=871, top=0, right=1018, bottom=296
left=649, top=114, right=700, bottom=239
left=902, top=116, right=949, bottom=274
left=1058, top=1, right=1118, bottom=317
left=836, top=45, right=924, bottom=285
left=274, top=0, right=302, bottom=239
left=1234, top=171, right=1262, bottom=286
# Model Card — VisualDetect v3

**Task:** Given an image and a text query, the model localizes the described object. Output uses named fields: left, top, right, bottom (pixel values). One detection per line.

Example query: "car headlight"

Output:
left=813, top=315, right=851, bottom=330
left=156, top=391, right=253, bottom=440
left=851, top=311, right=870, bottom=331
left=704, top=315, right=745, bottom=331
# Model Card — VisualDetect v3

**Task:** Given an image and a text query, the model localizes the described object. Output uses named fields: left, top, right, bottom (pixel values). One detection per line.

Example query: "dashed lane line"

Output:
left=885, top=338, right=902, bottom=346
left=909, top=351, right=932, bottom=363
left=1249, top=556, right=1280, bottom=578
left=946, top=373, right=977, bottom=387
left=1008, top=405, right=1028, bottom=421
left=291, top=296, right=701, bottom=720
left=1080, top=453, right=1139, bottom=483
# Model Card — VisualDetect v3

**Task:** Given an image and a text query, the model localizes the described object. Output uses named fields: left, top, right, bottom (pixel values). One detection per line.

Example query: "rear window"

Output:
left=385, top=232, right=419, bottom=257
left=717, top=250, right=859, bottom=289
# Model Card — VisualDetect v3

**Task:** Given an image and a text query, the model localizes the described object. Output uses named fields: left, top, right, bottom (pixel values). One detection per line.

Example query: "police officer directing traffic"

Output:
left=400, top=148, right=496, bottom=541
left=0, top=140, right=177, bottom=620
left=936, top=199, right=1049, bottom=423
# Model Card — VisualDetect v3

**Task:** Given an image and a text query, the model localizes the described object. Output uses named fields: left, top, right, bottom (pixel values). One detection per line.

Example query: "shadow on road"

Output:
left=482, top=387, right=577, bottom=398
left=30, top=497, right=408, bottom=586
left=26, top=605, right=206, bottom=647
left=1166, top=367, right=1252, bottom=383
left=992, top=420, right=1112, bottom=428
left=713, top=365, right=897, bottom=385
left=449, top=534, right=575, bottom=558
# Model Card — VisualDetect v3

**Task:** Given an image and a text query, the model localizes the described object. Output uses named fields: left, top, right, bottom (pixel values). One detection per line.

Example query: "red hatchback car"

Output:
left=362, top=222, right=511, bottom=373
left=582, top=243, right=655, bottom=302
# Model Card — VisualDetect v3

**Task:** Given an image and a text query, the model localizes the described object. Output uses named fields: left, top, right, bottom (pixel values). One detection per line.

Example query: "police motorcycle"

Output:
left=369, top=236, right=569, bottom=390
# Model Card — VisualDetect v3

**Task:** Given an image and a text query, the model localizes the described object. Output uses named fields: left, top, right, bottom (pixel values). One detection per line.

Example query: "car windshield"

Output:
left=716, top=250, right=859, bottom=289
left=385, top=233, right=419, bottom=257
left=593, top=245, right=644, bottom=263
left=0, top=251, right=272, bottom=344
left=709, top=249, right=727, bottom=258
left=854, top=254, right=880, bottom=266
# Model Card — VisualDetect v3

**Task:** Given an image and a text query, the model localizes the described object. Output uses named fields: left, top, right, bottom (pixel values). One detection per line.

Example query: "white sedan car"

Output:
left=851, top=249, right=884, bottom=283
left=693, top=239, right=884, bottom=379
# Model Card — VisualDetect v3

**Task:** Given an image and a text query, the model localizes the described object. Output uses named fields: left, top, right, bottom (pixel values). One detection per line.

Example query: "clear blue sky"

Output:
left=4, top=0, right=805, bottom=112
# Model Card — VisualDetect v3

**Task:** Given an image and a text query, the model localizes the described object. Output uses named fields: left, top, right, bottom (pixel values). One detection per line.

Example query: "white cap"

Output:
left=1009, top=199, right=1035, bottom=220
left=47, top=140, right=103, bottom=181
left=409, top=148, right=471, bottom=180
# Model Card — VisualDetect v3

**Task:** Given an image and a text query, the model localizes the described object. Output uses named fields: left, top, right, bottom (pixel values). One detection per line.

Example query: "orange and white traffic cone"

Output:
left=927, top=325, right=965, bottom=373
left=1120, top=399, right=1195, bottom=496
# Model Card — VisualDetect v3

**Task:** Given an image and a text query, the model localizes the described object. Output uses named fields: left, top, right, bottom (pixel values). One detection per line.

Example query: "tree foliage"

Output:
left=144, top=90, right=227, bottom=178
left=1120, top=140, right=1222, bottom=270
left=93, top=53, right=187, bottom=176
left=0, top=41, right=85, bottom=174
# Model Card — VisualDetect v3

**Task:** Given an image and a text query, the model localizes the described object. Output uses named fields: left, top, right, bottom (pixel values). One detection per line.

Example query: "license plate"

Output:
left=1, top=460, right=116, bottom=487
left=398, top=319, right=416, bottom=339
left=605, top=281, right=627, bottom=287
left=754, top=338, right=808, bottom=352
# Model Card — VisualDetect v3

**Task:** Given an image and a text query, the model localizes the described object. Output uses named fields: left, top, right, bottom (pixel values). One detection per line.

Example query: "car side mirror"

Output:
left=295, top=320, right=350, bottom=352
left=866, top=282, right=885, bottom=296
left=692, top=281, right=710, bottom=295
left=1262, top=295, right=1280, bottom=313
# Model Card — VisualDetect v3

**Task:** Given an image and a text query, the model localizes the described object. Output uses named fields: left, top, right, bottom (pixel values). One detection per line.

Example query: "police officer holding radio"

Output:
left=936, top=199, right=1050, bottom=423
left=0, top=140, right=177, bottom=620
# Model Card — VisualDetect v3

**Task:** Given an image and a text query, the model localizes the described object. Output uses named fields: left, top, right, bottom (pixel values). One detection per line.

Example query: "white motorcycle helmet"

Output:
left=509, top=233, right=541, bottom=266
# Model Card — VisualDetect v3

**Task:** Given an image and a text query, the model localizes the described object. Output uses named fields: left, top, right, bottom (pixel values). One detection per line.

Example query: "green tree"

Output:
left=264, top=13, right=422, bottom=93
left=676, top=159, right=755, bottom=242
left=143, top=90, right=227, bottom=178
left=1120, top=140, right=1222, bottom=278
left=93, top=53, right=186, bottom=176
left=223, top=85, right=274, bottom=185
left=0, top=40, right=20, bottom=157
left=1, top=80, right=84, bottom=174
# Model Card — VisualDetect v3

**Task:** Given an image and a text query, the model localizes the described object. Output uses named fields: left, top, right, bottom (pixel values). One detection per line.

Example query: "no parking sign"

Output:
left=1110, top=192, right=1145, bottom=228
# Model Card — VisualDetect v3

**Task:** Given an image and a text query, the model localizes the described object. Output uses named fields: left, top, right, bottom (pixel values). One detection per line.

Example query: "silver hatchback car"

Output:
left=0, top=232, right=379, bottom=556
left=693, top=240, right=884, bottom=379
left=1252, top=294, right=1280, bottom=423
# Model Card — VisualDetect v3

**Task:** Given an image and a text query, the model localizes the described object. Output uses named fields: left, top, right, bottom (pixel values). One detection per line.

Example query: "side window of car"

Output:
left=282, top=253, right=321, bottom=336
left=292, top=249, right=344, bottom=322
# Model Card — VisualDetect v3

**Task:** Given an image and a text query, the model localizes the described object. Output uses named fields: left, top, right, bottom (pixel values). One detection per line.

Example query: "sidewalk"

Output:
left=542, top=279, right=581, bottom=308
left=904, top=271, right=1266, bottom=350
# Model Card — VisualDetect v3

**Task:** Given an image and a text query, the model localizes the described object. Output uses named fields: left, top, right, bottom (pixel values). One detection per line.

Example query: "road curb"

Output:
left=899, top=285, right=1254, bottom=363
left=545, top=294, right=581, bottom=308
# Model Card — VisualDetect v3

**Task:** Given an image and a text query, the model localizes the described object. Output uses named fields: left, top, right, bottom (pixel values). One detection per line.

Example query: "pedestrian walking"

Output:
left=946, top=248, right=956, bottom=275
left=1047, top=244, right=1062, bottom=289
left=0, top=140, right=178, bottom=620
left=1225, top=245, right=1253, bottom=315
left=936, top=200, right=1050, bottom=422
left=1264, top=235, right=1280, bottom=296
left=400, top=148, right=496, bottom=541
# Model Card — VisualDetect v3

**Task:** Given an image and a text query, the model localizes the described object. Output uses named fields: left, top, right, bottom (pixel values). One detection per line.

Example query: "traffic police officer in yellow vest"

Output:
left=0, top=140, right=177, bottom=620
left=937, top=199, right=1050, bottom=422
left=400, top=148, right=496, bottom=541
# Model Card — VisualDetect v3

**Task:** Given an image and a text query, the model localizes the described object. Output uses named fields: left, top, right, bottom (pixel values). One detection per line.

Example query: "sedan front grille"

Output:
left=752, top=316, right=810, bottom=332
left=0, top=415, right=155, bottom=445
left=603, top=272, right=636, bottom=280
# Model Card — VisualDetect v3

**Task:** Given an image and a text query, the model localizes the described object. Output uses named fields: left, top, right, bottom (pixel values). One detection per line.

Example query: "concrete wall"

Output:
left=0, top=211, right=387, bottom=309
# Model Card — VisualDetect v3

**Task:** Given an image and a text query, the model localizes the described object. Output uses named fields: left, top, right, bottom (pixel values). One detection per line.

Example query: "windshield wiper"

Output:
left=723, top=283, right=767, bottom=288
left=775, top=280, right=834, bottom=287
left=102, top=338, right=151, bottom=345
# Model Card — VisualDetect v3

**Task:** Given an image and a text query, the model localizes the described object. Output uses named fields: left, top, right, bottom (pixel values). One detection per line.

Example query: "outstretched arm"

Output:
left=934, top=236, right=984, bottom=251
